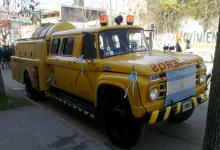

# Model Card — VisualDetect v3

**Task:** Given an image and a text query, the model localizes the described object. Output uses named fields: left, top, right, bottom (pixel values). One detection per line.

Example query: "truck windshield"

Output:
left=99, top=29, right=150, bottom=57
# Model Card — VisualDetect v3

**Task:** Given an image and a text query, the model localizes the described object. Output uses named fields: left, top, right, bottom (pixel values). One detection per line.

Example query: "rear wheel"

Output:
left=168, top=108, right=194, bottom=123
left=24, top=73, right=44, bottom=101
left=103, top=95, right=144, bottom=148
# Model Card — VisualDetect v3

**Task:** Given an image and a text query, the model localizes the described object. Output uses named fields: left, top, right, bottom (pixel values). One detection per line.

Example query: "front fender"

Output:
left=95, top=72, right=146, bottom=118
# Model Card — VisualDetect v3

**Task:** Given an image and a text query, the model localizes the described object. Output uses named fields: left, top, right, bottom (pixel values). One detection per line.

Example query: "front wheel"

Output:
left=168, top=108, right=194, bottom=123
left=103, top=96, right=144, bottom=148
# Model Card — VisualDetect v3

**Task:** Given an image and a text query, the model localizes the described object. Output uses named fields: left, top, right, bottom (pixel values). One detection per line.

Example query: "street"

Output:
left=2, top=69, right=208, bottom=150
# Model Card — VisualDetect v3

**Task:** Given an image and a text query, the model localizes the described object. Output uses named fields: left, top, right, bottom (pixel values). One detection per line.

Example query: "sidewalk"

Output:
left=1, top=69, right=110, bottom=150
left=0, top=105, right=109, bottom=150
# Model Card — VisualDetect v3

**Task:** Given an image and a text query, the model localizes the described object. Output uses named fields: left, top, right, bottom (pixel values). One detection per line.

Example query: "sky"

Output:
left=0, top=0, right=135, bottom=16
left=37, top=0, right=132, bottom=13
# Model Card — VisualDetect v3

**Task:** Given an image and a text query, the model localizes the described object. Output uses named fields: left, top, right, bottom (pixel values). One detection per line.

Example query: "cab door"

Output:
left=47, top=36, right=78, bottom=92
left=73, top=33, right=101, bottom=102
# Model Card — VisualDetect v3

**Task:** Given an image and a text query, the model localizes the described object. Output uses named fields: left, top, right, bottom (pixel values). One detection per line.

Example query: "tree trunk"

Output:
left=203, top=18, right=220, bottom=150
left=0, top=68, right=5, bottom=97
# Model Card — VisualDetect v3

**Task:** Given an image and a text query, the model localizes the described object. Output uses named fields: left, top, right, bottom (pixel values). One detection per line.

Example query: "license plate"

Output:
left=182, top=100, right=192, bottom=112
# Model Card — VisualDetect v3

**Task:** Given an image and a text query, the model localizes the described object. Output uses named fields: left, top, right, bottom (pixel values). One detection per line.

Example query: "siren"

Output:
left=99, top=15, right=108, bottom=26
left=115, top=15, right=123, bottom=25
left=126, top=15, right=134, bottom=25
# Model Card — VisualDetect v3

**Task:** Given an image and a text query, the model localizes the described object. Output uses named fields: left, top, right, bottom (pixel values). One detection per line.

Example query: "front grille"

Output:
left=158, top=82, right=166, bottom=99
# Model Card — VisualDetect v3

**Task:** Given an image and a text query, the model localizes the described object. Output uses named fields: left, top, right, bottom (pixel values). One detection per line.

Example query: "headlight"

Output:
left=150, top=88, right=158, bottom=101
left=199, top=74, right=206, bottom=84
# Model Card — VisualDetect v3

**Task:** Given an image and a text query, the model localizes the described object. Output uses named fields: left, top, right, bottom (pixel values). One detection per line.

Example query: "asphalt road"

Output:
left=2, top=69, right=209, bottom=150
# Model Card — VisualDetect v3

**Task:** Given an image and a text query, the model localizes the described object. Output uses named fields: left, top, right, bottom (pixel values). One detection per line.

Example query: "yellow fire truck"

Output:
left=11, top=15, right=207, bottom=148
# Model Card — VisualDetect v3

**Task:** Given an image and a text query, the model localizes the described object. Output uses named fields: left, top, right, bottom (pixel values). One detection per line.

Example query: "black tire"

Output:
left=103, top=95, right=144, bottom=148
left=24, top=73, right=44, bottom=101
left=168, top=108, right=194, bottom=123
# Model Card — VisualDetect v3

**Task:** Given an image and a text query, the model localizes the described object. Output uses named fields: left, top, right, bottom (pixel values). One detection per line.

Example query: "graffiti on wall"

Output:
left=180, top=32, right=217, bottom=48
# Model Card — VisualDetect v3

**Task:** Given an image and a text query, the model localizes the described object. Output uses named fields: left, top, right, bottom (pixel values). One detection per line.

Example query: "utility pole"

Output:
left=110, top=0, right=112, bottom=25
left=116, top=0, right=117, bottom=15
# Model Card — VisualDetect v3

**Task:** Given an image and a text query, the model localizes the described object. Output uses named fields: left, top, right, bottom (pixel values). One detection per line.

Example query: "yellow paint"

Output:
left=200, top=93, right=207, bottom=102
left=163, top=106, right=171, bottom=120
left=192, top=97, right=198, bottom=107
left=12, top=22, right=207, bottom=119
left=149, top=110, right=159, bottom=124
left=177, top=102, right=182, bottom=114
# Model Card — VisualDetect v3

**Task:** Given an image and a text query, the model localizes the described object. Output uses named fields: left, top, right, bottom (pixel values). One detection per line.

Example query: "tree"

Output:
left=0, top=19, right=11, bottom=45
left=0, top=27, right=10, bottom=45
left=146, top=0, right=220, bottom=33
left=74, top=0, right=84, bottom=6
left=186, top=0, right=220, bottom=31
left=0, top=69, right=5, bottom=97
left=203, top=18, right=220, bottom=150
left=146, top=0, right=185, bottom=33
left=19, top=0, right=40, bottom=25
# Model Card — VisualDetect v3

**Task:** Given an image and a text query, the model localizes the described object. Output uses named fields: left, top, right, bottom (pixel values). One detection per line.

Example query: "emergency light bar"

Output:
left=99, top=15, right=108, bottom=26
left=99, top=15, right=134, bottom=26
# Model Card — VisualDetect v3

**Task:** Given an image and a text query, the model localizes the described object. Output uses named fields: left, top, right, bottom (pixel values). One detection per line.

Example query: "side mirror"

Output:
left=82, top=33, right=96, bottom=60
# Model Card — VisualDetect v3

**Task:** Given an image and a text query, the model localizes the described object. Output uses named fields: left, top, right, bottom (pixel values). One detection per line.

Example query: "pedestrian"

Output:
left=5, top=45, right=12, bottom=69
left=11, top=44, right=15, bottom=56
left=175, top=39, right=182, bottom=52
left=7, top=45, right=13, bottom=69
left=1, top=46, right=6, bottom=69
left=185, top=39, right=191, bottom=49
left=0, top=47, right=3, bottom=69
left=2, top=45, right=7, bottom=69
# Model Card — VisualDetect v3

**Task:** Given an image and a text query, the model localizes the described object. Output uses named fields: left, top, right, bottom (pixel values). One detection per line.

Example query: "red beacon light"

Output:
left=126, top=15, right=134, bottom=25
left=99, top=15, right=108, bottom=26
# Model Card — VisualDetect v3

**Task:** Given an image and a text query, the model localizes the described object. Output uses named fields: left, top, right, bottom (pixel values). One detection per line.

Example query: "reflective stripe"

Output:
left=177, top=102, right=182, bottom=114
left=84, top=111, right=89, bottom=115
left=149, top=110, right=159, bottom=124
left=192, top=97, right=198, bottom=107
left=89, top=114, right=95, bottom=118
left=163, top=106, right=171, bottom=120
left=47, top=93, right=96, bottom=119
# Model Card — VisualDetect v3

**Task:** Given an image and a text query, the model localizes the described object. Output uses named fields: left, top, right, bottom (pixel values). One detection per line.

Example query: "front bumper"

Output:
left=145, top=92, right=207, bottom=124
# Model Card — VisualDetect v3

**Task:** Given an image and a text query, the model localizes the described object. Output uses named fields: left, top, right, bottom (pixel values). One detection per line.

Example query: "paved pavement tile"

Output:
left=0, top=106, right=110, bottom=150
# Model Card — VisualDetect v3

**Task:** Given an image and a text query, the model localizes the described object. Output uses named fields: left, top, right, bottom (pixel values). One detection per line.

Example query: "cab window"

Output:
left=61, top=37, right=74, bottom=55
left=50, top=38, right=60, bottom=54
left=82, top=33, right=96, bottom=59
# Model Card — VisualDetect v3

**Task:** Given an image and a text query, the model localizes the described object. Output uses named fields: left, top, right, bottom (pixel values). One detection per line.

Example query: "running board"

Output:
left=45, top=91, right=96, bottom=118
